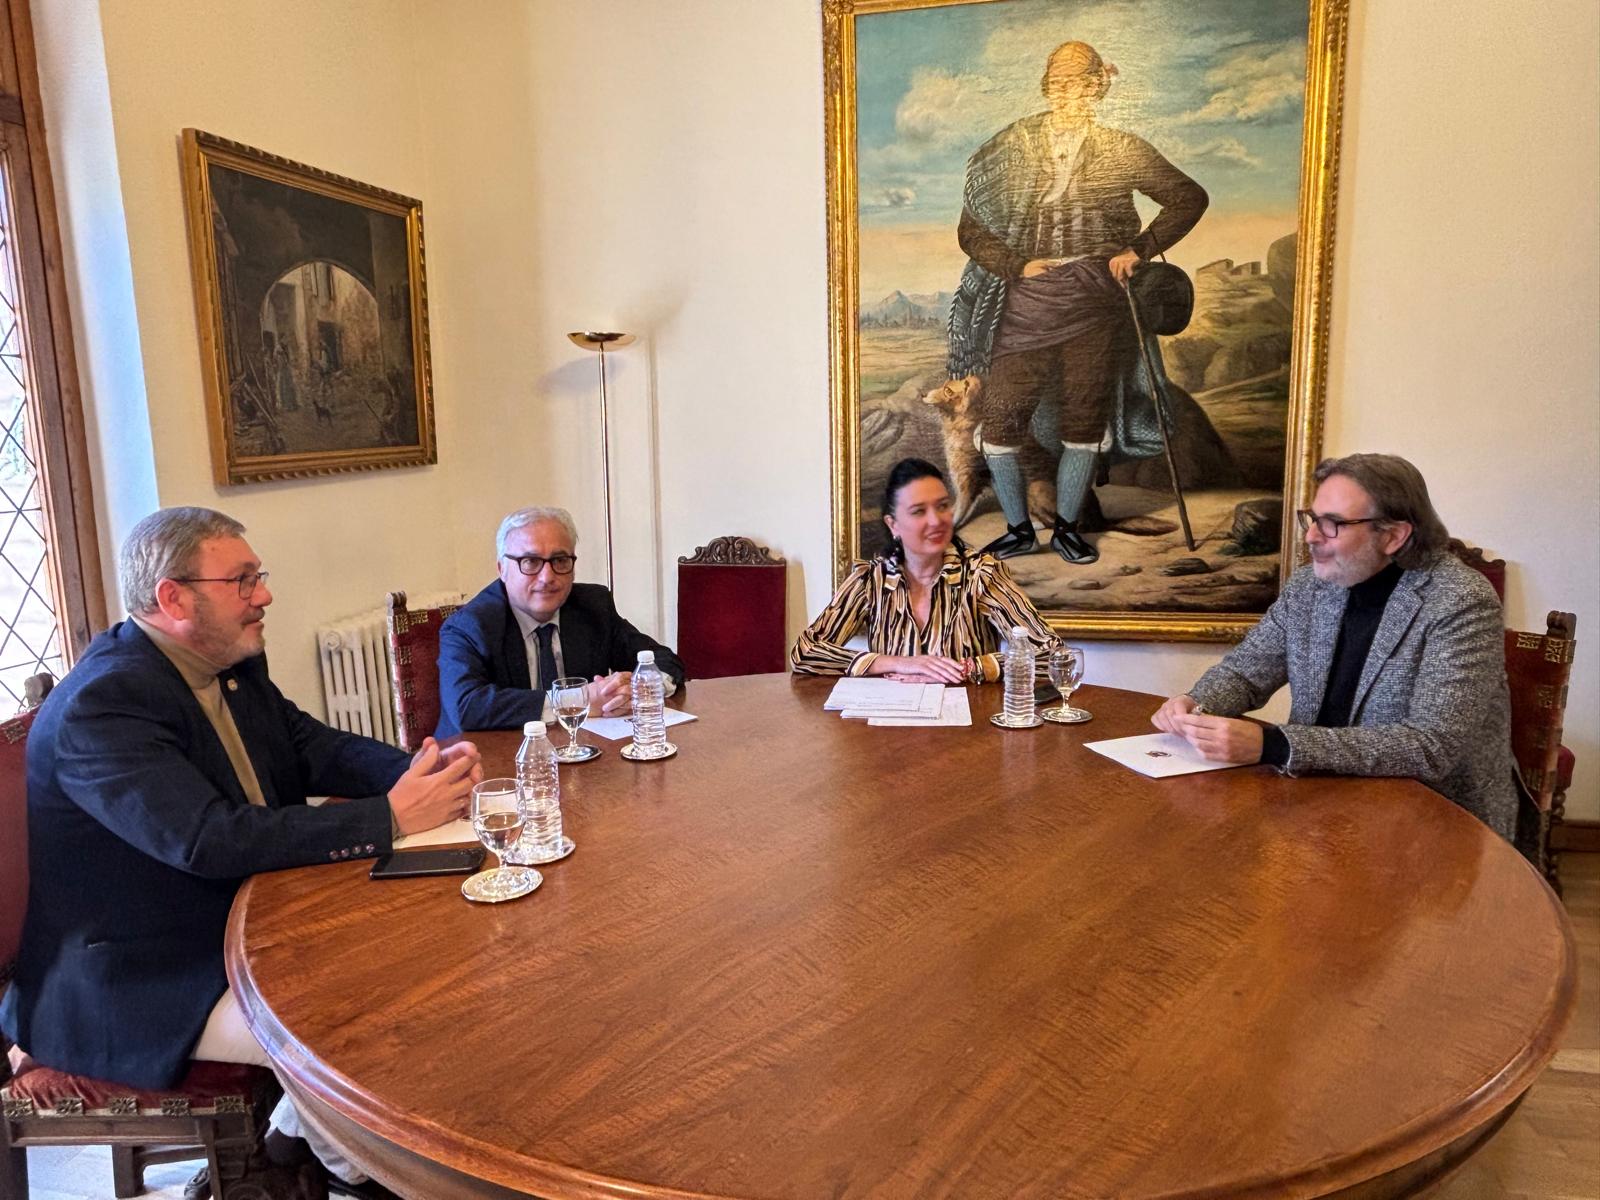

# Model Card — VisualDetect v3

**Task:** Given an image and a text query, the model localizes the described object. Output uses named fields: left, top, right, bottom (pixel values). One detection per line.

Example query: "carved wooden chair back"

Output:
left=0, top=704, right=38, bottom=990
left=1504, top=612, right=1577, bottom=813
left=1446, top=537, right=1506, bottom=601
left=1447, top=539, right=1576, bottom=893
left=677, top=537, right=787, bottom=680
left=386, top=590, right=464, bottom=752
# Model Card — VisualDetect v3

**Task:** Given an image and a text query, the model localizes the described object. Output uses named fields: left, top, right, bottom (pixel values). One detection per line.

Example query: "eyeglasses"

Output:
left=172, top=571, right=270, bottom=599
left=1295, top=510, right=1380, bottom=539
left=503, top=553, right=577, bottom=577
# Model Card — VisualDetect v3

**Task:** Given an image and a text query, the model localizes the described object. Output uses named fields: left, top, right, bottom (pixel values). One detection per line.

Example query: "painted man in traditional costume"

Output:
left=947, top=40, right=1208, bottom=563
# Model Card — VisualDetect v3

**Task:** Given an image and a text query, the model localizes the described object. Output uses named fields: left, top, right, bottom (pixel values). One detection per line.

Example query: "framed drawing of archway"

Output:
left=823, top=0, right=1348, bottom=640
left=181, top=129, right=436, bottom=486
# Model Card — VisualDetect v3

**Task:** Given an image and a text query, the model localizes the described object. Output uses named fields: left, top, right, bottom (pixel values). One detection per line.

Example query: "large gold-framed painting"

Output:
left=181, top=129, right=436, bottom=486
left=824, top=0, right=1348, bottom=640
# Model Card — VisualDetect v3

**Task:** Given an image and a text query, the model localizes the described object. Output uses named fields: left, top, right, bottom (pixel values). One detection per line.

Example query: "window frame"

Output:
left=0, top=0, right=105, bottom=664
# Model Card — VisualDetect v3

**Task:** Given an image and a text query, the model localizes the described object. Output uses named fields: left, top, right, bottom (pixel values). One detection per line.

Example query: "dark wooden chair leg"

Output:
left=112, top=1141, right=142, bottom=1197
left=0, top=1140, right=28, bottom=1200
left=203, top=1121, right=228, bottom=1200
left=1546, top=786, right=1566, bottom=898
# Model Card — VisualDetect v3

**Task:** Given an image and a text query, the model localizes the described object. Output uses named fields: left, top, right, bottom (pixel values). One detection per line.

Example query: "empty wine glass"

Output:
left=462, top=778, right=539, bottom=903
left=548, top=676, right=600, bottom=762
left=1042, top=643, right=1091, bottom=724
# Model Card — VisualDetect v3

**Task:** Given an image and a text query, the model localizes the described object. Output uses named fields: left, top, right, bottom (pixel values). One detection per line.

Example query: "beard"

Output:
left=190, top=593, right=267, bottom=667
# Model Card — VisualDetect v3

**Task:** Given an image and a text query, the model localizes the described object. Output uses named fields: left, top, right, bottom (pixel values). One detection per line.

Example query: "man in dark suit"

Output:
left=435, top=506, right=686, bottom=738
left=0, top=506, right=479, bottom=1195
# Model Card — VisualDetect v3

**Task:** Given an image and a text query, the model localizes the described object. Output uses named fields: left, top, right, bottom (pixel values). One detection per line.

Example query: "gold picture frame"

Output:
left=823, top=0, right=1349, bottom=641
left=181, top=129, right=436, bottom=486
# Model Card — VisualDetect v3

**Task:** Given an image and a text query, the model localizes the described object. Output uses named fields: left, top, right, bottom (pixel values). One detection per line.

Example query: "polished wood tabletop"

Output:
left=227, top=675, right=1576, bottom=1200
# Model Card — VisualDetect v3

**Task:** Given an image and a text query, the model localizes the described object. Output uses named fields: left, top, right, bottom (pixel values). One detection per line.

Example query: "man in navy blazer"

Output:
left=435, top=506, right=685, bottom=738
left=0, top=507, right=479, bottom=1191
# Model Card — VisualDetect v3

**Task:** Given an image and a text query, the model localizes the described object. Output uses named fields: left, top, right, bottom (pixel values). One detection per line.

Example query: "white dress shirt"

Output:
left=508, top=605, right=676, bottom=698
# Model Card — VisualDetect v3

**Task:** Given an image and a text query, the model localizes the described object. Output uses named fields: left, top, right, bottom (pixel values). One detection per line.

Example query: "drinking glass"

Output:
left=462, top=777, right=539, bottom=902
left=548, top=676, right=599, bottom=762
left=1042, top=644, right=1091, bottom=724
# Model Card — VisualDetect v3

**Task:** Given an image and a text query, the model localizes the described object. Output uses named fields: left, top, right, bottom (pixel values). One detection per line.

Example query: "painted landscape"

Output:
left=849, top=0, right=1311, bottom=619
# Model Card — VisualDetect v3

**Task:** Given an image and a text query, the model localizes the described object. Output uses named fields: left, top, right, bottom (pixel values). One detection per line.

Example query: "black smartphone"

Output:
left=1034, top=683, right=1061, bottom=705
left=369, top=846, right=485, bottom=880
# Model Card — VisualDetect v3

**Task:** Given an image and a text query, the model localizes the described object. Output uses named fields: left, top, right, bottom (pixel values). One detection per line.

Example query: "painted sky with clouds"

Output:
left=855, top=0, right=1308, bottom=297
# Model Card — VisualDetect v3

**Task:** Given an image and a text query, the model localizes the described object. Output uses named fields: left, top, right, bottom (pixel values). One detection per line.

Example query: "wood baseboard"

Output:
left=1551, top=820, right=1600, bottom=854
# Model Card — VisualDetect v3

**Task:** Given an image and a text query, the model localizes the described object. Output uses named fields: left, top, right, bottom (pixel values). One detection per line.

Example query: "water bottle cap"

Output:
left=524, top=720, right=547, bottom=736
left=1011, top=625, right=1028, bottom=639
left=637, top=650, right=655, bottom=664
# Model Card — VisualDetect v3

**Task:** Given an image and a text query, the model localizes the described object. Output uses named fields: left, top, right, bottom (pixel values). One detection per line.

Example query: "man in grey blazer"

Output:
left=1153, top=453, right=1518, bottom=841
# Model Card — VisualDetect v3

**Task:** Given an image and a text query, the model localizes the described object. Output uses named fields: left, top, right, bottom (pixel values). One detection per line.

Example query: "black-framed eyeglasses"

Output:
left=172, top=571, right=270, bottom=598
left=502, top=553, right=577, bottom=577
left=1295, top=509, right=1379, bottom=539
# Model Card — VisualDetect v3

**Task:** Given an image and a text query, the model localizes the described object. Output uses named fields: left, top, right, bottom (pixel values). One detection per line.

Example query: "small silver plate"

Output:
left=461, top=867, right=541, bottom=904
left=1040, top=706, right=1093, bottom=725
left=621, top=741, right=679, bottom=761
left=990, top=713, right=1044, bottom=729
left=519, top=835, right=575, bottom=865
left=555, top=744, right=602, bottom=763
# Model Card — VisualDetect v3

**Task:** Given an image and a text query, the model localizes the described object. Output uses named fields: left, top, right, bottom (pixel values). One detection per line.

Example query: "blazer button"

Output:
left=364, top=843, right=375, bottom=853
left=226, top=678, right=239, bottom=692
left=328, top=851, right=338, bottom=861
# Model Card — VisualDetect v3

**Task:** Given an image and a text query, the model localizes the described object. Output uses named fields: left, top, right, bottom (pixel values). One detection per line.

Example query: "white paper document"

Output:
left=867, top=687, right=972, bottom=727
left=841, top=684, right=944, bottom=720
left=1083, top=732, right=1244, bottom=778
left=394, top=817, right=475, bottom=849
left=823, top=678, right=937, bottom=713
left=583, top=708, right=698, bottom=742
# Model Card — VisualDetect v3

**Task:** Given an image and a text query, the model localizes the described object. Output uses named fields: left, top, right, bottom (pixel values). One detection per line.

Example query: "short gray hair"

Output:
left=120, top=507, right=247, bottom=614
left=1313, top=453, right=1450, bottom=570
left=495, top=507, right=578, bottom=557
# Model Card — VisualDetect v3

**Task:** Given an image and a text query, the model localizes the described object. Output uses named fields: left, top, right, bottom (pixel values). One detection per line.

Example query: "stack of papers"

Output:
left=868, top=688, right=971, bottom=727
left=824, top=678, right=941, bottom=718
left=822, top=679, right=971, bottom=727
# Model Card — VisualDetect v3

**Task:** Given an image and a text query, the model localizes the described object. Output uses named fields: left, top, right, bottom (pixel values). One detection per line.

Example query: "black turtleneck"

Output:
left=1261, top=561, right=1403, bottom=767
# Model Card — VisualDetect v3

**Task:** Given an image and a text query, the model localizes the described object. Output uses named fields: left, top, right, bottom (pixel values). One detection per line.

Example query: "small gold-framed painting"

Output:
left=181, top=129, right=436, bottom=486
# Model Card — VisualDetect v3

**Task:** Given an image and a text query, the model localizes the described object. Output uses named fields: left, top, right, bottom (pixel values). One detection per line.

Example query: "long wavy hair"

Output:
left=1313, top=454, right=1450, bottom=569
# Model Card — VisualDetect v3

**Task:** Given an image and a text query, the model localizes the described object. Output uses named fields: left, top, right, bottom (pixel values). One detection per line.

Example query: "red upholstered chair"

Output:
left=1449, top=540, right=1577, bottom=892
left=1504, top=613, right=1577, bottom=894
left=677, top=537, right=787, bottom=680
left=386, top=590, right=464, bottom=752
left=1, top=681, right=276, bottom=1200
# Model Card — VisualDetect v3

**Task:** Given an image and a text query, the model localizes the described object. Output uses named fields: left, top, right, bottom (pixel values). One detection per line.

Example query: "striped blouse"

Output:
left=790, top=544, right=1058, bottom=681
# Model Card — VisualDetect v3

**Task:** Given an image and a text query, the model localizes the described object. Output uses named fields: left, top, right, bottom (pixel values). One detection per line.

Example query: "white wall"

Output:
left=513, top=0, right=1600, bottom=816
left=34, top=0, right=542, bottom=712
left=36, top=0, right=1600, bottom=820
left=1328, top=0, right=1600, bottom=819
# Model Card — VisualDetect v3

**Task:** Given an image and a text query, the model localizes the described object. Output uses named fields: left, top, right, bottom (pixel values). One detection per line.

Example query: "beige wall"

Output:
left=36, top=0, right=1600, bottom=820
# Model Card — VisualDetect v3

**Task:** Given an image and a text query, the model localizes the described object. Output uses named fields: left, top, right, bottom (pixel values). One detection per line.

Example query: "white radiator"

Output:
left=316, top=592, right=467, bottom=747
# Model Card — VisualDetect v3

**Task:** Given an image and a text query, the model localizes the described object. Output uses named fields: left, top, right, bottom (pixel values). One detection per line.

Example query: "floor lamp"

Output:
left=566, top=332, right=635, bottom=591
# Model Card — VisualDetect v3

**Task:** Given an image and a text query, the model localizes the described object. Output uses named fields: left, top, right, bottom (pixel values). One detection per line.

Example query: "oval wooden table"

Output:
left=227, top=675, right=1576, bottom=1200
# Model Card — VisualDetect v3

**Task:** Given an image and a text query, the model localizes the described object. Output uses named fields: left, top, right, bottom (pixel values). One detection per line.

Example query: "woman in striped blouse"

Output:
left=791, top=457, right=1058, bottom=683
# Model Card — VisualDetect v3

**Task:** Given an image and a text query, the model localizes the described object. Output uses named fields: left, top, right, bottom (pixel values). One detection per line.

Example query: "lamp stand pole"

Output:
left=566, top=332, right=635, bottom=592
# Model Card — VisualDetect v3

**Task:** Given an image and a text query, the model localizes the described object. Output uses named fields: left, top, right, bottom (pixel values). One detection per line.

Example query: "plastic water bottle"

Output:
left=630, top=650, right=669, bottom=758
left=1002, top=625, right=1036, bottom=725
left=514, top=719, right=562, bottom=859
